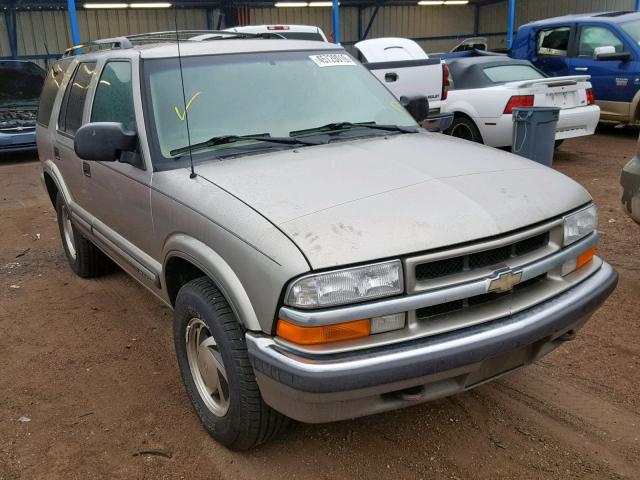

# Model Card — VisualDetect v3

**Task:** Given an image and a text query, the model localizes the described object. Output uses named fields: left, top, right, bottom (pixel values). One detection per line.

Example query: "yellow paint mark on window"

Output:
left=174, top=91, right=202, bottom=122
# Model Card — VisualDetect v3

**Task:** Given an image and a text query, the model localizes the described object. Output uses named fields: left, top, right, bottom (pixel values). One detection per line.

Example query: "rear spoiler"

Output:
left=504, top=75, right=591, bottom=89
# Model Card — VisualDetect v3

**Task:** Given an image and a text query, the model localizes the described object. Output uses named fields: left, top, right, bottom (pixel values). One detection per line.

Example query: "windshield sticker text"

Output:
left=309, top=54, right=356, bottom=67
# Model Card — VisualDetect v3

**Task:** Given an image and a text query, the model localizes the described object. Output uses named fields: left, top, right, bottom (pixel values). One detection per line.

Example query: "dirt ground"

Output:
left=1, top=129, right=639, bottom=480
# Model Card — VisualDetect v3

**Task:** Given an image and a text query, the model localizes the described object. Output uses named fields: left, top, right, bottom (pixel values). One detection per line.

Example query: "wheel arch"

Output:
left=43, top=171, right=59, bottom=207
left=449, top=111, right=485, bottom=144
left=162, top=235, right=261, bottom=331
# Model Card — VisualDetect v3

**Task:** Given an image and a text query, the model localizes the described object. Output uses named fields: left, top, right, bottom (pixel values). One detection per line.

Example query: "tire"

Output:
left=447, top=116, right=483, bottom=143
left=173, top=277, right=288, bottom=450
left=55, top=192, right=111, bottom=278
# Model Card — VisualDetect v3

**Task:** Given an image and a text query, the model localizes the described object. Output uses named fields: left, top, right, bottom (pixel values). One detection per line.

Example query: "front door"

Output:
left=81, top=59, right=160, bottom=290
left=566, top=24, right=639, bottom=105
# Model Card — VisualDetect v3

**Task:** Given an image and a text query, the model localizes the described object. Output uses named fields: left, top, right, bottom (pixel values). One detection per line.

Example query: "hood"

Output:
left=195, top=133, right=591, bottom=269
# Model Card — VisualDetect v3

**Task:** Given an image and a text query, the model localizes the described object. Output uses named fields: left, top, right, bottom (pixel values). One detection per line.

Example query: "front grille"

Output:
left=414, top=232, right=549, bottom=282
left=416, top=274, right=547, bottom=320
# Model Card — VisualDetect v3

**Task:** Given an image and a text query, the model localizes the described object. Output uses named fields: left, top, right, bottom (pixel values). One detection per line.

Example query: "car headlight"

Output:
left=285, top=260, right=404, bottom=309
left=563, top=204, right=597, bottom=246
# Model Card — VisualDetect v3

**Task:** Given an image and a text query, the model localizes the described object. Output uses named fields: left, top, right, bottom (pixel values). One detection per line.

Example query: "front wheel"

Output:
left=173, top=277, right=288, bottom=450
left=447, top=116, right=483, bottom=143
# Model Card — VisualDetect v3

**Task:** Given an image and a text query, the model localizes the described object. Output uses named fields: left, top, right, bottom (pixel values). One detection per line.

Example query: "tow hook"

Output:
left=559, top=329, right=577, bottom=342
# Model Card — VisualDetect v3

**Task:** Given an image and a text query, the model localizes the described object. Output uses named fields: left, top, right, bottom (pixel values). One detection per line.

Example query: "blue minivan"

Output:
left=512, top=11, right=640, bottom=125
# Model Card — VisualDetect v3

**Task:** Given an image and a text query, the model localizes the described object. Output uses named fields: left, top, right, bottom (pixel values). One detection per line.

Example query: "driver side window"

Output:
left=578, top=26, right=625, bottom=57
left=537, top=27, right=571, bottom=57
left=91, top=61, right=136, bottom=132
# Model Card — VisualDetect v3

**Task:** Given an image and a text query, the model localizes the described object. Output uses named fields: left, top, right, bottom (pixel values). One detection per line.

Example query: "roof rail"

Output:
left=62, top=29, right=283, bottom=56
left=63, top=36, right=132, bottom=57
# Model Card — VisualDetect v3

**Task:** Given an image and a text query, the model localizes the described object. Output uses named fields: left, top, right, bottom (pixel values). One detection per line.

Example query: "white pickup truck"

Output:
left=355, top=38, right=451, bottom=128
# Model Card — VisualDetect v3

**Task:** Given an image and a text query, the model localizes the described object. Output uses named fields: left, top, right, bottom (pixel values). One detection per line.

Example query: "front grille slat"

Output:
left=412, top=229, right=554, bottom=324
left=416, top=274, right=547, bottom=321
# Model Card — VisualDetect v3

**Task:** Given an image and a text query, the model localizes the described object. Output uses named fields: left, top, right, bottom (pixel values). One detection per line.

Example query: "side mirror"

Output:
left=400, top=95, right=429, bottom=123
left=594, top=45, right=632, bottom=61
left=74, top=122, right=137, bottom=162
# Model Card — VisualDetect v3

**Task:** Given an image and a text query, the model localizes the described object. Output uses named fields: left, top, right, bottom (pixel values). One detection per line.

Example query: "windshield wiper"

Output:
left=169, top=133, right=320, bottom=158
left=290, top=122, right=418, bottom=137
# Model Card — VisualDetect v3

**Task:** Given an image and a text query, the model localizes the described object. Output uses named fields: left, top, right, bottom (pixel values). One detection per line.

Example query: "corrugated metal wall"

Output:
left=2, top=8, right=213, bottom=61
left=250, top=5, right=476, bottom=52
left=479, top=0, right=637, bottom=49
left=1, top=4, right=478, bottom=61
left=3, top=1, right=639, bottom=62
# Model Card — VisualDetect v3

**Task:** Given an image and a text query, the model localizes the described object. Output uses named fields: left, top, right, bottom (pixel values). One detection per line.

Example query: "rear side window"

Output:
left=578, top=26, right=625, bottom=56
left=37, top=61, right=70, bottom=126
left=279, top=32, right=324, bottom=41
left=58, top=62, right=97, bottom=135
left=91, top=61, right=136, bottom=132
left=537, top=27, right=571, bottom=57
left=483, top=65, right=545, bottom=83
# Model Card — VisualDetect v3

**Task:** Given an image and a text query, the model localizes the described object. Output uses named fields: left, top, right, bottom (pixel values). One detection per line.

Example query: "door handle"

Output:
left=82, top=161, right=91, bottom=178
left=575, top=67, right=589, bottom=72
left=385, top=72, right=399, bottom=82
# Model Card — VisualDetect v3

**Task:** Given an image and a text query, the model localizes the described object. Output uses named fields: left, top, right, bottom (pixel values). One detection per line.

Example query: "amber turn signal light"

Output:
left=577, top=246, right=596, bottom=270
left=276, top=319, right=370, bottom=345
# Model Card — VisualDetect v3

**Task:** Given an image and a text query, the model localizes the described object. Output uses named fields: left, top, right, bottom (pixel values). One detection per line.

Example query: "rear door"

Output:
left=566, top=24, right=637, bottom=104
left=531, top=25, right=574, bottom=77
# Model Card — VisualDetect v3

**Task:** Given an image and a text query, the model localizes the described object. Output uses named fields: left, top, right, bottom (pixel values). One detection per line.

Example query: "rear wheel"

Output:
left=55, top=192, right=111, bottom=278
left=173, top=277, right=288, bottom=450
left=448, top=116, right=483, bottom=143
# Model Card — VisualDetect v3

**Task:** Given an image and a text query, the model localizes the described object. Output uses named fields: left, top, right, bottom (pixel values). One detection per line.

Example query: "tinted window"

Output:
left=59, top=62, right=96, bottom=135
left=483, top=65, right=545, bottom=83
left=37, top=61, right=71, bottom=126
left=537, top=27, right=571, bottom=57
left=621, top=19, right=640, bottom=45
left=0, top=61, right=45, bottom=108
left=579, top=26, right=625, bottom=56
left=91, top=62, right=136, bottom=131
left=279, top=32, right=324, bottom=41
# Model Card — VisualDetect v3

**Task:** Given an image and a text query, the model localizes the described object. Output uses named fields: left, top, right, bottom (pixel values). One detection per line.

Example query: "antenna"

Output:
left=174, top=14, right=197, bottom=179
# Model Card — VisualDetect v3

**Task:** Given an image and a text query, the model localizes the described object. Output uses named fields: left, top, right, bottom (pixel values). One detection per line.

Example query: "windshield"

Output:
left=483, top=64, right=545, bottom=83
left=143, top=50, right=416, bottom=165
left=621, top=20, right=640, bottom=45
left=0, top=61, right=46, bottom=108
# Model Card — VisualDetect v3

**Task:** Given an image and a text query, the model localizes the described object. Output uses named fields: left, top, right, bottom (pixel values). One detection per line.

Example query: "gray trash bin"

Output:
left=512, top=107, right=560, bottom=167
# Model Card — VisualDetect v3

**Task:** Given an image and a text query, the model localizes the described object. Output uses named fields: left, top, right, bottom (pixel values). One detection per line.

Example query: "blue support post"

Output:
left=507, top=0, right=515, bottom=49
left=332, top=0, right=340, bottom=44
left=67, top=0, right=81, bottom=47
left=6, top=10, right=18, bottom=59
left=637, top=0, right=640, bottom=10
left=206, top=9, right=213, bottom=30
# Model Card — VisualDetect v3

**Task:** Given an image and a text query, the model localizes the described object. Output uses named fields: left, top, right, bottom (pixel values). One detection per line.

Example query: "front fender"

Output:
left=162, top=234, right=262, bottom=331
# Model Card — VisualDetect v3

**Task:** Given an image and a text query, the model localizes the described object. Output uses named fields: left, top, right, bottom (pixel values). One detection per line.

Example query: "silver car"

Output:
left=37, top=31, right=618, bottom=450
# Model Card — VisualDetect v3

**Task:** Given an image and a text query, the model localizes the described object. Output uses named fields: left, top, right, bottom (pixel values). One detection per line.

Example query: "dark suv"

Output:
left=0, top=60, right=45, bottom=154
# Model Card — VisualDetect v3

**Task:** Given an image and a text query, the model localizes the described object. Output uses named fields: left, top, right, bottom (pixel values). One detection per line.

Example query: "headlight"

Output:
left=563, top=205, right=597, bottom=246
left=285, top=260, right=403, bottom=309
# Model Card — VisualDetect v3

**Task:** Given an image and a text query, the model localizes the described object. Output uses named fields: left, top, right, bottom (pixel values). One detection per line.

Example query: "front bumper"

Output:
left=0, top=130, right=36, bottom=153
left=247, top=261, right=617, bottom=423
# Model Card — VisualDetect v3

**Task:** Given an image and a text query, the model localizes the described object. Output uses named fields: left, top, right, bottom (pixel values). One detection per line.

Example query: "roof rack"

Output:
left=62, top=30, right=283, bottom=57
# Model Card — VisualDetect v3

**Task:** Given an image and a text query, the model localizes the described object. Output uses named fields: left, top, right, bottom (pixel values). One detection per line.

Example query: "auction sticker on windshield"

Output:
left=309, top=54, right=356, bottom=67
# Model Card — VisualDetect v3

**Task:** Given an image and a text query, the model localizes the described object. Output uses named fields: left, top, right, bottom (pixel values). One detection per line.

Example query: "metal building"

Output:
left=1, top=0, right=638, bottom=66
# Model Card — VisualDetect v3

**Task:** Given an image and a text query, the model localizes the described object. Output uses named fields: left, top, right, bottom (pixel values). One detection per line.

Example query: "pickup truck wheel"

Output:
left=448, top=117, right=483, bottom=143
left=55, top=192, right=111, bottom=278
left=173, top=277, right=288, bottom=450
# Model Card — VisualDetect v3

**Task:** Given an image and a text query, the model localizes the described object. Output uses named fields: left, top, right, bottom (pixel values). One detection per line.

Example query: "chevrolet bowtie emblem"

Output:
left=488, top=269, right=523, bottom=294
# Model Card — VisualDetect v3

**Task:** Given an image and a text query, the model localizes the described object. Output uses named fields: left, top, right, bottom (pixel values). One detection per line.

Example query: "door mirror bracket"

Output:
left=594, top=45, right=632, bottom=61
